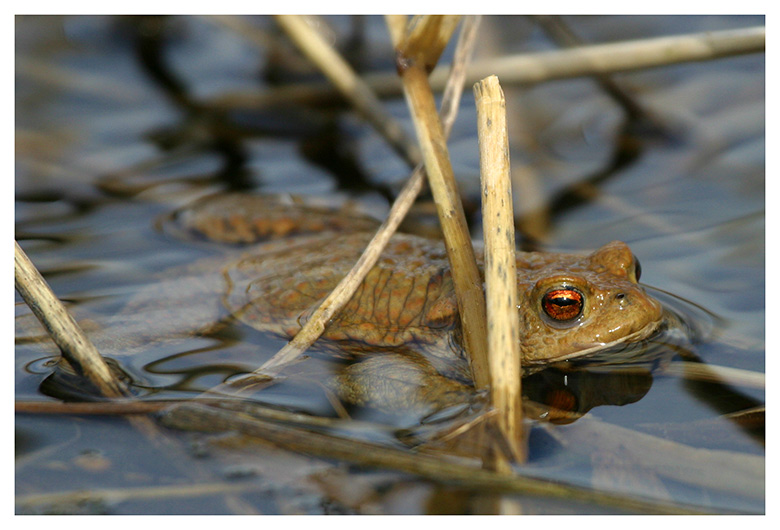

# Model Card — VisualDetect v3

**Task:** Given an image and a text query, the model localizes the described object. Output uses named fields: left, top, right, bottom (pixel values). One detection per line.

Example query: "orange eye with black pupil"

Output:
left=542, top=288, right=583, bottom=321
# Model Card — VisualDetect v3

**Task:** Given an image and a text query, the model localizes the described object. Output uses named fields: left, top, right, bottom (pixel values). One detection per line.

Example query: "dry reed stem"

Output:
left=17, top=393, right=754, bottom=512
left=439, top=16, right=481, bottom=127
left=18, top=393, right=759, bottom=511
left=474, top=75, right=525, bottom=467
left=16, top=400, right=169, bottom=415
left=663, top=361, right=765, bottom=389
left=14, top=400, right=715, bottom=514
left=395, top=15, right=490, bottom=389
left=15, top=398, right=381, bottom=432
left=207, top=26, right=765, bottom=111
left=159, top=402, right=713, bottom=514
left=237, top=16, right=479, bottom=382
left=275, top=15, right=421, bottom=167
left=384, top=15, right=408, bottom=46
left=16, top=481, right=278, bottom=510
left=475, top=24, right=764, bottom=84
left=14, top=243, right=172, bottom=440
left=14, top=241, right=126, bottom=399
left=397, top=15, right=462, bottom=72
left=387, top=15, right=480, bottom=138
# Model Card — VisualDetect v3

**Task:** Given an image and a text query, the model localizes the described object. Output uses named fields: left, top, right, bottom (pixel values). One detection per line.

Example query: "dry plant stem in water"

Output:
left=395, top=15, right=491, bottom=390
left=159, top=402, right=711, bottom=515
left=232, top=16, right=480, bottom=384
left=475, top=75, right=525, bottom=467
left=16, top=481, right=277, bottom=511
left=274, top=15, right=421, bottom=167
left=15, top=243, right=179, bottom=440
left=208, top=26, right=764, bottom=111
left=663, top=361, right=765, bottom=390
left=384, top=15, right=409, bottom=53
left=476, top=24, right=765, bottom=85
left=14, top=241, right=126, bottom=399
left=11, top=401, right=714, bottom=514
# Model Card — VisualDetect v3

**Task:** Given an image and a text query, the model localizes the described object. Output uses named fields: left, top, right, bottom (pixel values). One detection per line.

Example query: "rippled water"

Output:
left=15, top=15, right=764, bottom=514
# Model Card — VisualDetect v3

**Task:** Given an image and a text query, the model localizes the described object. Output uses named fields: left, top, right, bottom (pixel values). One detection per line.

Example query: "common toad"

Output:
left=168, top=193, right=664, bottom=410
left=21, top=193, right=665, bottom=413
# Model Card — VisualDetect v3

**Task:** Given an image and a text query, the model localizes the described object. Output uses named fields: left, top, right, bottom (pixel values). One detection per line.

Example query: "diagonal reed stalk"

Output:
left=274, top=15, right=421, bottom=167
left=14, top=241, right=127, bottom=399
left=15, top=241, right=171, bottom=439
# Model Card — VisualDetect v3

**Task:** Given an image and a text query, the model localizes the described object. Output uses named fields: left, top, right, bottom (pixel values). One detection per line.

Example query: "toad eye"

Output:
left=542, top=288, right=584, bottom=322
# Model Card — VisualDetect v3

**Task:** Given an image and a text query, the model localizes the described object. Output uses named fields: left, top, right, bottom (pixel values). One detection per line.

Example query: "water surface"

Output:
left=15, top=15, right=764, bottom=514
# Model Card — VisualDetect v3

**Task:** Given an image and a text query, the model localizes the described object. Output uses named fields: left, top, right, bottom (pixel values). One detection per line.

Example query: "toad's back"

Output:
left=226, top=232, right=456, bottom=347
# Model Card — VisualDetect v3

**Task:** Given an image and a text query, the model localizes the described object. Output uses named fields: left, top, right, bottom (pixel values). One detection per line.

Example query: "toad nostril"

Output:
left=615, top=293, right=626, bottom=300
